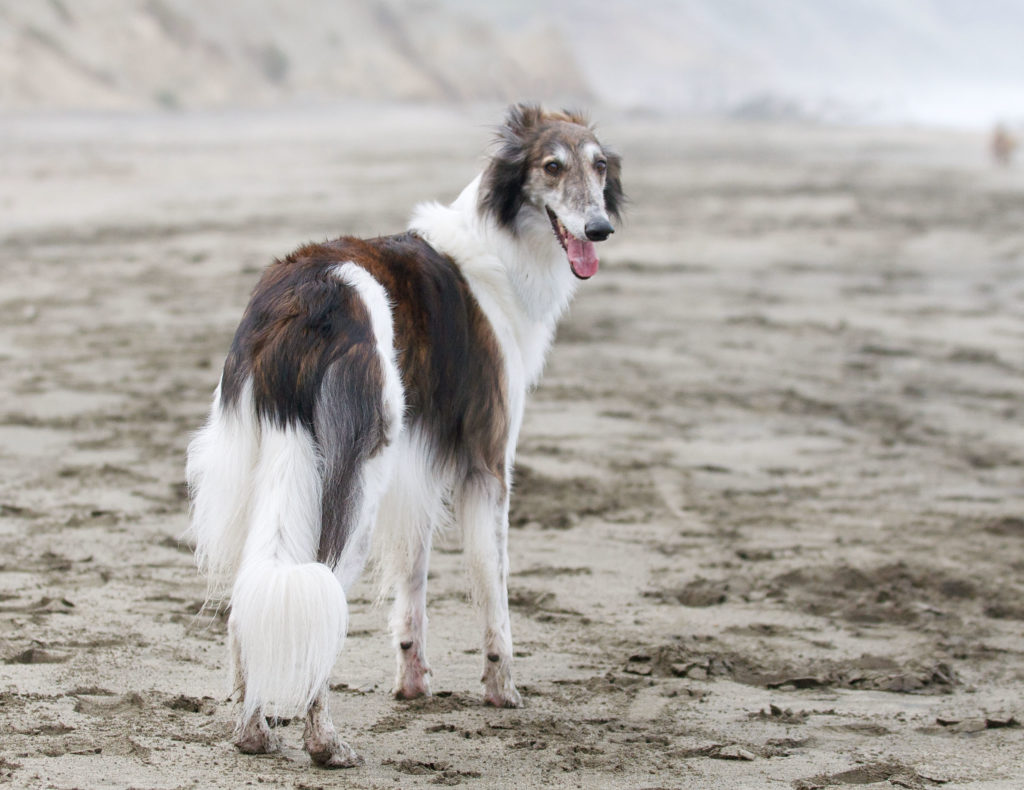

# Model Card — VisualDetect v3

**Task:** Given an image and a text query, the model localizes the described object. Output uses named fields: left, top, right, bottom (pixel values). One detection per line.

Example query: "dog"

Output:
left=185, top=104, right=624, bottom=767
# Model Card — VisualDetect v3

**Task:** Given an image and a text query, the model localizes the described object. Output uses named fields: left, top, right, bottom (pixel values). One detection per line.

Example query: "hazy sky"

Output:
left=445, top=0, right=1024, bottom=127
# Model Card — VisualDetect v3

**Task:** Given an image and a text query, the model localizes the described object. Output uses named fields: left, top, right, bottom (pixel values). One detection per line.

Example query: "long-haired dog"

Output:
left=186, top=104, right=624, bottom=767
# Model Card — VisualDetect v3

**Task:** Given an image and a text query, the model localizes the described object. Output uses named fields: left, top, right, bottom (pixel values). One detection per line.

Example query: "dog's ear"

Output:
left=558, top=107, right=590, bottom=127
left=480, top=104, right=543, bottom=229
left=503, top=103, right=545, bottom=140
left=602, top=147, right=625, bottom=222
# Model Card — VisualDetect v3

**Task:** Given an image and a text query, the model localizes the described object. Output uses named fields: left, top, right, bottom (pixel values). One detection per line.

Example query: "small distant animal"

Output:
left=186, top=104, right=624, bottom=767
left=991, top=123, right=1017, bottom=166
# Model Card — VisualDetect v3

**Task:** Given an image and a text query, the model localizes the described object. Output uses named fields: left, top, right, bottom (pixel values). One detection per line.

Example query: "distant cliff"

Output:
left=0, top=0, right=592, bottom=111
left=3, top=0, right=1021, bottom=126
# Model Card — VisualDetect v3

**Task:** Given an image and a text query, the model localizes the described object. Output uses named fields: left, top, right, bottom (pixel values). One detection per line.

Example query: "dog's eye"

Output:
left=594, top=159, right=607, bottom=174
left=544, top=161, right=562, bottom=176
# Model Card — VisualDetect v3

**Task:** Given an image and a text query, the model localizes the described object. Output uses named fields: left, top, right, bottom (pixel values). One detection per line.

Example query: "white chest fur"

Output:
left=409, top=176, right=577, bottom=394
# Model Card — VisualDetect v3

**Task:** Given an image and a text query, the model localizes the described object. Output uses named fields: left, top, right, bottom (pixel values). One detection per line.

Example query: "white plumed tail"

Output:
left=187, top=383, right=347, bottom=720
left=232, top=420, right=346, bottom=720
left=231, top=559, right=346, bottom=720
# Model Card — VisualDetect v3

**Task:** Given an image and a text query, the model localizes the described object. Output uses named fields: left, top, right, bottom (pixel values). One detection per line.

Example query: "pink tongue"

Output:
left=567, top=238, right=599, bottom=279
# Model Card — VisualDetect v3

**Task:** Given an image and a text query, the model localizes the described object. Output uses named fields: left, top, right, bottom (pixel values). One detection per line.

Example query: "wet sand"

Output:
left=2, top=106, right=1024, bottom=789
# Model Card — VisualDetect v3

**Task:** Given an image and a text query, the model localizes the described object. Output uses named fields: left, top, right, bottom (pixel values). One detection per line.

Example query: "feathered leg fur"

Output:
left=460, top=472, right=521, bottom=708
left=374, top=430, right=449, bottom=700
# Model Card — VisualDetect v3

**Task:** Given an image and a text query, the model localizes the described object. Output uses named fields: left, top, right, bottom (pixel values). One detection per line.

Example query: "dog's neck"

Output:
left=408, top=175, right=579, bottom=387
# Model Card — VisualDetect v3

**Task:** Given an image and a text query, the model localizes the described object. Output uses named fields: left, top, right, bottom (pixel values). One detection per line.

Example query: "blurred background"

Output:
left=2, top=0, right=1023, bottom=128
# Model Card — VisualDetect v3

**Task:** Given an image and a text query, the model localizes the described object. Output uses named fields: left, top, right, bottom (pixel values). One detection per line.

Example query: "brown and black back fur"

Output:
left=219, top=232, right=508, bottom=565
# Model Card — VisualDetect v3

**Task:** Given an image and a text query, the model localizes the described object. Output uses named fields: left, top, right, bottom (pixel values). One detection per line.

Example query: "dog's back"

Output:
left=208, top=232, right=508, bottom=570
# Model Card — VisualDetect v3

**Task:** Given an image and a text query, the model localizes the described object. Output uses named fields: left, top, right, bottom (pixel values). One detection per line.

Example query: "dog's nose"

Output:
left=584, top=218, right=615, bottom=242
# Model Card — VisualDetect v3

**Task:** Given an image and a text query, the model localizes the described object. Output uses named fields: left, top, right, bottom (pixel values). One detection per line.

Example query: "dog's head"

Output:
left=480, top=104, right=624, bottom=280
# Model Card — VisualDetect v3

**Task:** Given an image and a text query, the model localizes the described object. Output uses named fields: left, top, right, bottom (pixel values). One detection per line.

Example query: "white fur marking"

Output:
left=410, top=176, right=575, bottom=389
left=186, top=379, right=259, bottom=595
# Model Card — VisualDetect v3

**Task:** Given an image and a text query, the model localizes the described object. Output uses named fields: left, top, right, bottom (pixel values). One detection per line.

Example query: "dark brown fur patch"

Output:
left=329, top=233, right=510, bottom=483
left=221, top=253, right=384, bottom=436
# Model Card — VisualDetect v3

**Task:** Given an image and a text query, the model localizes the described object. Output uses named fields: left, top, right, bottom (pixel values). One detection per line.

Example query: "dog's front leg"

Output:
left=390, top=527, right=433, bottom=699
left=303, top=685, right=363, bottom=768
left=460, top=475, right=522, bottom=708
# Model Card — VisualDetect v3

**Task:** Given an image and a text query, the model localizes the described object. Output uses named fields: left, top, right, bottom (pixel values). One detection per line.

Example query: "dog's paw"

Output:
left=393, top=680, right=431, bottom=700
left=234, top=715, right=279, bottom=754
left=306, top=736, right=364, bottom=769
left=484, top=685, right=522, bottom=708
left=393, top=674, right=431, bottom=699
left=482, top=660, right=522, bottom=708
left=393, top=647, right=432, bottom=699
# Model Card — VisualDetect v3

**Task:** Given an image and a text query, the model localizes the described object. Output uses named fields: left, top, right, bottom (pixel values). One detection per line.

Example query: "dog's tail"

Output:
left=187, top=387, right=347, bottom=721
left=229, top=420, right=347, bottom=721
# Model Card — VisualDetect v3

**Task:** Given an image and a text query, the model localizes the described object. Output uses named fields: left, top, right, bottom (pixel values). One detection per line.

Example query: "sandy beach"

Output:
left=2, top=106, right=1024, bottom=789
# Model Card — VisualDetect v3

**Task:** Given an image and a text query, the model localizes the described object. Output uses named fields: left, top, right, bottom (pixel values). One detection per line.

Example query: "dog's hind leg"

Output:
left=303, top=684, right=363, bottom=768
left=297, top=410, right=396, bottom=768
left=234, top=706, right=278, bottom=754
left=298, top=488, right=385, bottom=768
left=229, top=614, right=280, bottom=754
left=300, top=434, right=396, bottom=767
left=295, top=260, right=403, bottom=766
left=459, top=472, right=521, bottom=708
